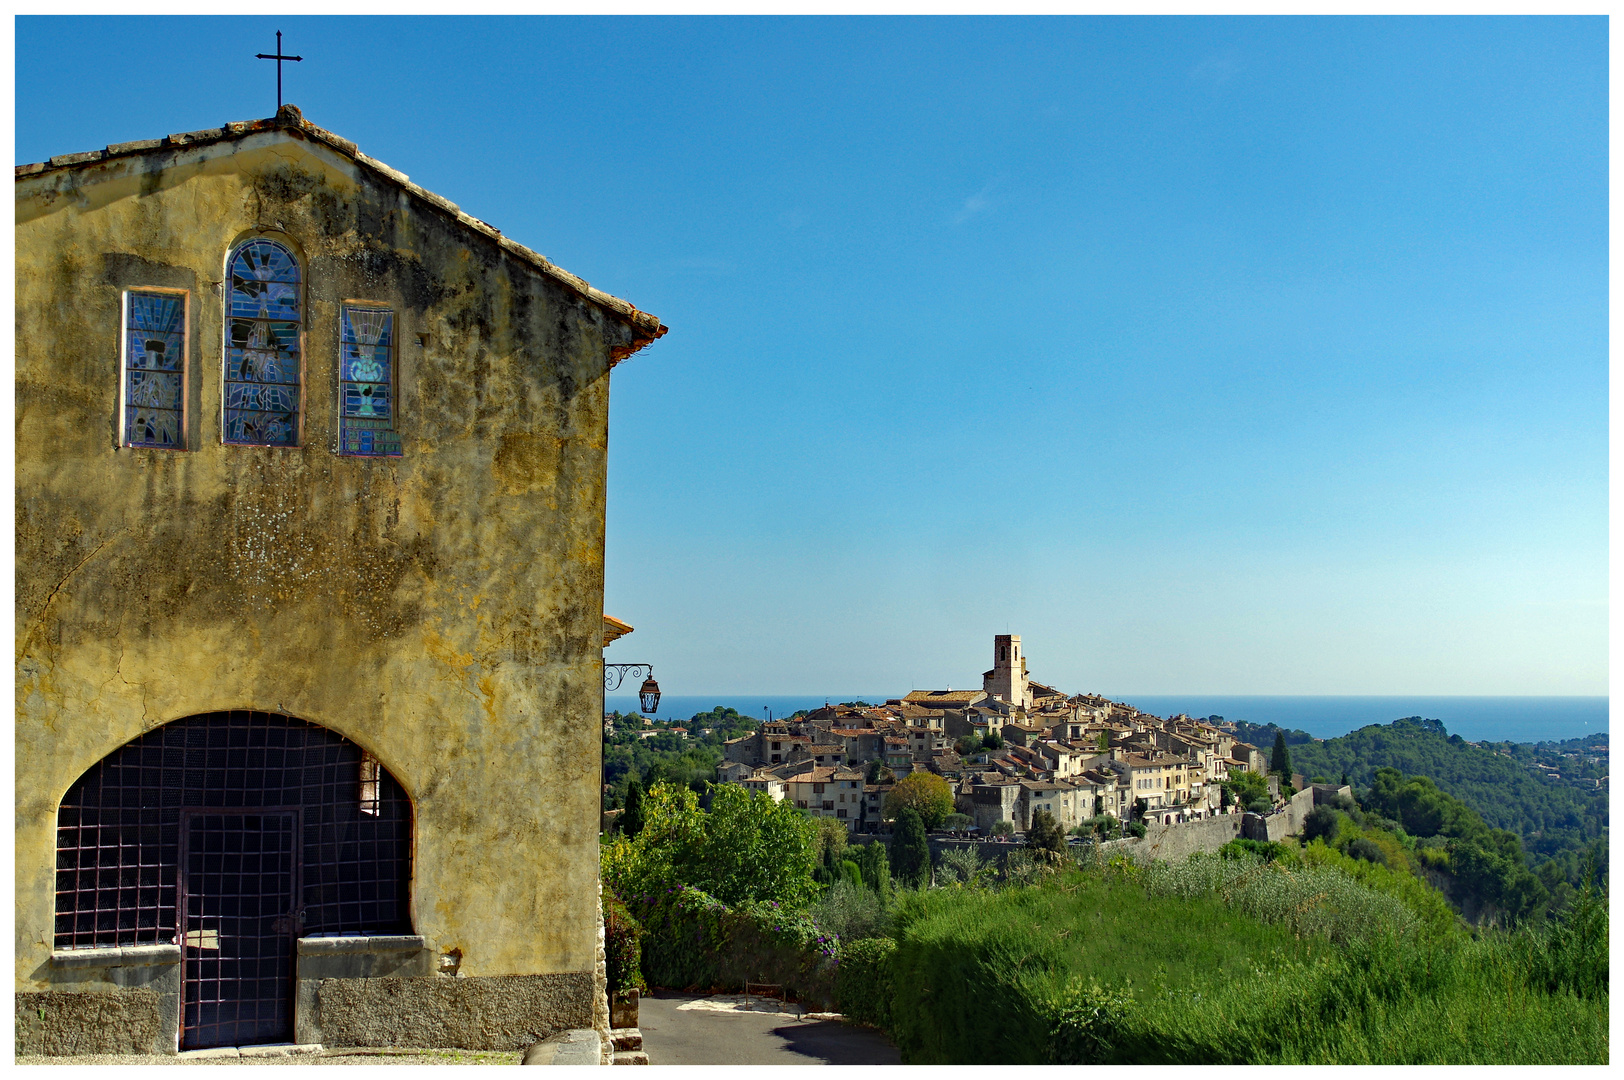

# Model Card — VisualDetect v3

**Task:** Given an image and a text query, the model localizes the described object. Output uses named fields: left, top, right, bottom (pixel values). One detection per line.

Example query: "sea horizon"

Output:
left=606, top=693, right=1608, bottom=746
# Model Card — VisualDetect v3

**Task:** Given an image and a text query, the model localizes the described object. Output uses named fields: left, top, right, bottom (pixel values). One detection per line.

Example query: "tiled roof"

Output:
left=17, top=104, right=665, bottom=361
left=903, top=690, right=986, bottom=705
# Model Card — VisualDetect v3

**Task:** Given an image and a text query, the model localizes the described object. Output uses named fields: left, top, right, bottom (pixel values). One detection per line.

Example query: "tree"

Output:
left=954, top=734, right=981, bottom=756
left=854, top=840, right=893, bottom=901
left=1026, top=809, right=1066, bottom=864
left=1096, top=731, right=1110, bottom=753
left=620, top=779, right=645, bottom=837
left=889, top=807, right=930, bottom=888
left=866, top=758, right=895, bottom=784
left=982, top=731, right=1004, bottom=751
left=884, top=771, right=955, bottom=830
left=600, top=781, right=819, bottom=908
left=1302, top=804, right=1341, bottom=846
left=1270, top=731, right=1291, bottom=777
left=990, top=820, right=1015, bottom=837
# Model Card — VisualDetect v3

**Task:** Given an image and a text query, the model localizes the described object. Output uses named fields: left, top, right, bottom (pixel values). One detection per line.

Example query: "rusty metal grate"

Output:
left=55, top=709, right=411, bottom=952
left=180, top=808, right=301, bottom=1049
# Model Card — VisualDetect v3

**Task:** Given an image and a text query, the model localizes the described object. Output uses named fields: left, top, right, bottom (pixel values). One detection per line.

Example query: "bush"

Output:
left=835, top=937, right=896, bottom=1027
left=1125, top=821, right=1147, bottom=839
left=991, top=820, right=1016, bottom=837
left=1219, top=838, right=1293, bottom=864
left=1047, top=977, right=1136, bottom=1064
left=1302, top=805, right=1341, bottom=845
left=604, top=888, right=645, bottom=996
left=626, top=883, right=839, bottom=1006
left=811, top=878, right=891, bottom=942
left=935, top=845, right=985, bottom=886
left=1347, top=837, right=1388, bottom=866
left=942, top=813, right=974, bottom=831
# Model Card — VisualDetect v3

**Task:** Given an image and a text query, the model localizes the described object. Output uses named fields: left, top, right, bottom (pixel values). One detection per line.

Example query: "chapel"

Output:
left=14, top=104, right=663, bottom=1055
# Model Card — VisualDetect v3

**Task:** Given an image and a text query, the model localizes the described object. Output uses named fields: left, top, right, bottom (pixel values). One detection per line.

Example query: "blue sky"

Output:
left=16, top=16, right=1607, bottom=696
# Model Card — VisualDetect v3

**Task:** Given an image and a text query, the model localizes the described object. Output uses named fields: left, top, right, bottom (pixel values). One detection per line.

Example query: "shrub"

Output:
left=1347, top=836, right=1388, bottom=866
left=811, top=878, right=890, bottom=941
left=835, top=937, right=896, bottom=1027
left=1125, top=821, right=1147, bottom=839
left=942, top=813, right=974, bottom=831
left=1219, top=838, right=1293, bottom=864
left=1302, top=805, right=1341, bottom=845
left=604, top=888, right=645, bottom=996
left=936, top=845, right=985, bottom=886
left=1047, top=976, right=1136, bottom=1064
left=627, top=883, right=838, bottom=1006
left=991, top=820, right=1016, bottom=837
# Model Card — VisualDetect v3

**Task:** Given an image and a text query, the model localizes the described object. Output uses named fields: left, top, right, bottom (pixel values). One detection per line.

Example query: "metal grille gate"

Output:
left=180, top=809, right=301, bottom=1048
left=55, top=711, right=412, bottom=1049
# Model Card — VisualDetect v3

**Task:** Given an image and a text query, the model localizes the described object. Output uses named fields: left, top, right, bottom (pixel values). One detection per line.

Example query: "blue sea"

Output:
left=606, top=693, right=1608, bottom=746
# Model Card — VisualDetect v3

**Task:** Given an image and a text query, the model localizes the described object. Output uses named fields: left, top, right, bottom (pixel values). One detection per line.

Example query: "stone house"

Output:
left=15, top=106, right=663, bottom=1055
left=784, top=767, right=866, bottom=829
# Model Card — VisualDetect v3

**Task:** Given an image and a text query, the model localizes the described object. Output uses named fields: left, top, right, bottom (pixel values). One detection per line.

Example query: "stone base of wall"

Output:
left=16, top=989, right=167, bottom=1056
left=19, top=943, right=183, bottom=1055
left=315, top=972, right=596, bottom=1051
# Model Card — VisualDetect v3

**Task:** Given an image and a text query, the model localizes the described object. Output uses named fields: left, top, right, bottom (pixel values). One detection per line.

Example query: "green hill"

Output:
left=1268, top=717, right=1606, bottom=885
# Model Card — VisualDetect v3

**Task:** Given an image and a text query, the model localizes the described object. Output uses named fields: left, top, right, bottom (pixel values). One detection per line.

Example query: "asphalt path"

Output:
left=639, top=993, right=901, bottom=1065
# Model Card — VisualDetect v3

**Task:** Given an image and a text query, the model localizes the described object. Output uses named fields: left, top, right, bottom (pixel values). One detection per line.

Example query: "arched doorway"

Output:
left=55, top=711, right=412, bottom=1050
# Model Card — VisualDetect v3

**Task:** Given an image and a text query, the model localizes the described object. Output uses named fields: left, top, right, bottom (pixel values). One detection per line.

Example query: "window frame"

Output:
left=336, top=300, right=403, bottom=458
left=118, top=287, right=191, bottom=451
left=221, top=237, right=306, bottom=448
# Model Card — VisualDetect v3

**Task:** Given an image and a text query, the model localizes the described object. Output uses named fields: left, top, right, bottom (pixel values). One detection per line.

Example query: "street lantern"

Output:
left=638, top=676, right=661, bottom=715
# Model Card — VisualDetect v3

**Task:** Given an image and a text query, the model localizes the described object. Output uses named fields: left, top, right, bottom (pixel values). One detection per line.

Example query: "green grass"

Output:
left=873, top=859, right=1607, bottom=1064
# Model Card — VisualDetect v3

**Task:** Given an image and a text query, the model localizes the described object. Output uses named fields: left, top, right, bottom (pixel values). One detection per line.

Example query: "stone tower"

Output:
left=983, top=634, right=1032, bottom=710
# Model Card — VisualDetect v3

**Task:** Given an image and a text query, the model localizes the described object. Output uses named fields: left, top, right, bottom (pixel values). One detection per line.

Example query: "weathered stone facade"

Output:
left=15, top=106, right=663, bottom=1052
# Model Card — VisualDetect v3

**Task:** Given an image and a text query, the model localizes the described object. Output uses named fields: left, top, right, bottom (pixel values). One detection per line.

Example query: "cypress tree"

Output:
left=621, top=779, right=645, bottom=837
left=889, top=807, right=930, bottom=889
left=1271, top=731, right=1291, bottom=777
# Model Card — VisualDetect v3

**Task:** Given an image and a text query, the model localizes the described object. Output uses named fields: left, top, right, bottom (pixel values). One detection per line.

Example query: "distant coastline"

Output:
left=606, top=693, right=1608, bottom=745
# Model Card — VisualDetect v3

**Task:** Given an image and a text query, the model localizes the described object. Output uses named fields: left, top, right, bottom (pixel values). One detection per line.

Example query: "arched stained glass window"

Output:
left=224, top=239, right=302, bottom=446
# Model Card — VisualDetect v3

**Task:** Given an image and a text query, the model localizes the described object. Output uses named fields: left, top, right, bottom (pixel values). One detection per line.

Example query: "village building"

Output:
left=15, top=106, right=664, bottom=1055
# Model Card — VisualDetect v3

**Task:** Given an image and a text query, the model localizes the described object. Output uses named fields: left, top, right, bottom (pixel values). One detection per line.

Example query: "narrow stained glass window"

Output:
left=339, top=305, right=402, bottom=457
left=124, top=291, right=186, bottom=448
left=224, top=239, right=301, bottom=446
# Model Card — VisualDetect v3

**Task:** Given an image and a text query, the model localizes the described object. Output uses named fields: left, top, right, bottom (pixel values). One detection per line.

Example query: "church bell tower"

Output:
left=983, top=634, right=1032, bottom=710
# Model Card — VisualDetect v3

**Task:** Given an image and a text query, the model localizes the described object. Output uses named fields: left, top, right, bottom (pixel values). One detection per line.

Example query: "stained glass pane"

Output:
left=125, top=292, right=185, bottom=449
left=339, top=306, right=402, bottom=457
left=224, top=241, right=301, bottom=446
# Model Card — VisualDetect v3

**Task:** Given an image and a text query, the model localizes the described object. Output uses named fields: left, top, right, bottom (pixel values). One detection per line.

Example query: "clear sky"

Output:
left=15, top=16, right=1608, bottom=697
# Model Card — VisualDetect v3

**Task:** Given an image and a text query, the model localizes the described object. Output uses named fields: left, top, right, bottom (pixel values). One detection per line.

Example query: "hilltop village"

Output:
left=634, top=636, right=1279, bottom=835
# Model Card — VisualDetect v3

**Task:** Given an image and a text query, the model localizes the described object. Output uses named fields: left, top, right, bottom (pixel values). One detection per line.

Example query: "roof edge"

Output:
left=16, top=104, right=667, bottom=363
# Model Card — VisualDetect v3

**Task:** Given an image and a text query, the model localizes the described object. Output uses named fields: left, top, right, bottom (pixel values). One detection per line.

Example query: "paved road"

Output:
left=639, top=993, right=901, bottom=1065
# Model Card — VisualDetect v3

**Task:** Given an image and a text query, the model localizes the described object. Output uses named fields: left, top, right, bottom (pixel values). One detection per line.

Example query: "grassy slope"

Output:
left=881, top=867, right=1606, bottom=1064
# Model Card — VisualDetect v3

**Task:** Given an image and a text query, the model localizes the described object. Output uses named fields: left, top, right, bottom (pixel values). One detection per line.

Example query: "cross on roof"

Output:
left=255, top=30, right=303, bottom=110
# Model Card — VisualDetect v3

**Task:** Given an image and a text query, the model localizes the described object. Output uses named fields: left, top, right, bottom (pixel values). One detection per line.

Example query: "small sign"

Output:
left=184, top=928, right=220, bottom=950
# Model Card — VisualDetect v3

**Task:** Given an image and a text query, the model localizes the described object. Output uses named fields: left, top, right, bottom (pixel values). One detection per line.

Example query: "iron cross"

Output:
left=255, top=31, right=303, bottom=110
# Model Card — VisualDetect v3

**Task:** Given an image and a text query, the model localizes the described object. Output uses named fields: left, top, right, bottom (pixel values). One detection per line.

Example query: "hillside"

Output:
left=1269, top=718, right=1606, bottom=880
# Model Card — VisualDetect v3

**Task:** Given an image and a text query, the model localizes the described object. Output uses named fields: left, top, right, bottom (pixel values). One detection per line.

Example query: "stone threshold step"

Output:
left=178, top=1044, right=323, bottom=1059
